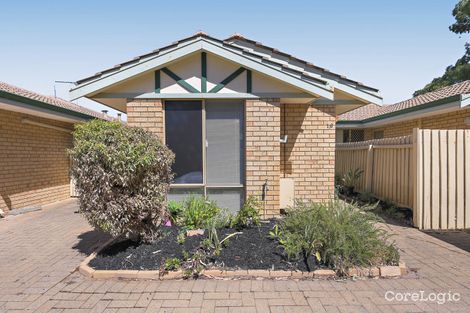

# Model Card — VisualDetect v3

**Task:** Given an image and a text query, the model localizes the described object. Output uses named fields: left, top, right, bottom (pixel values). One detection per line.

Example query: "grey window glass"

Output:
left=207, top=188, right=244, bottom=213
left=168, top=188, right=204, bottom=203
left=165, top=101, right=203, bottom=184
left=205, top=100, right=244, bottom=185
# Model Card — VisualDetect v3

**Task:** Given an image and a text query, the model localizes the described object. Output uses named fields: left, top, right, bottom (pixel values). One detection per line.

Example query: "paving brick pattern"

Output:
left=1, top=199, right=470, bottom=312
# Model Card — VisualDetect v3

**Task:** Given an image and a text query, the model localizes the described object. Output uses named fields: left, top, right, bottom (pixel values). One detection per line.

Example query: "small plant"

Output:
left=182, top=250, right=190, bottom=260
left=204, top=218, right=242, bottom=256
left=168, top=200, right=183, bottom=224
left=181, top=249, right=207, bottom=279
left=268, top=224, right=282, bottom=240
left=231, top=196, right=261, bottom=229
left=176, top=231, right=186, bottom=245
left=341, top=168, right=364, bottom=195
left=205, top=208, right=233, bottom=230
left=277, top=200, right=399, bottom=275
left=180, top=196, right=220, bottom=230
left=164, top=257, right=181, bottom=271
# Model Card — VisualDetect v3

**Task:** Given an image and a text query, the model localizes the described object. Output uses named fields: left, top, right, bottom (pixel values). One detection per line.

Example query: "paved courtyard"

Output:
left=1, top=199, right=470, bottom=312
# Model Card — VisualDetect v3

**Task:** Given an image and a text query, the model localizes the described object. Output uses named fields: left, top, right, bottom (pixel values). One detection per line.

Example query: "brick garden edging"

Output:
left=79, top=240, right=408, bottom=280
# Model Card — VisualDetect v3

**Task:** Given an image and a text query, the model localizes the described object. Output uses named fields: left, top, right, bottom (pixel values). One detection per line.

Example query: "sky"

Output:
left=0, top=0, right=467, bottom=118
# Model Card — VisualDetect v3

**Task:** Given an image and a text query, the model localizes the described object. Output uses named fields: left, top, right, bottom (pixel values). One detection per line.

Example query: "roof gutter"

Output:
left=336, top=94, right=466, bottom=129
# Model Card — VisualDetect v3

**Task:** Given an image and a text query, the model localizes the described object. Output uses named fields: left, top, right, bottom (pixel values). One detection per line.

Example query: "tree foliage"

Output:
left=69, top=120, right=174, bottom=242
left=414, top=0, right=470, bottom=96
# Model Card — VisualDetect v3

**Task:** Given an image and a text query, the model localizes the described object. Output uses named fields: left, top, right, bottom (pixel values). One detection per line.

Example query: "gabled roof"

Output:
left=0, top=82, right=110, bottom=121
left=339, top=80, right=470, bottom=123
left=70, top=32, right=381, bottom=104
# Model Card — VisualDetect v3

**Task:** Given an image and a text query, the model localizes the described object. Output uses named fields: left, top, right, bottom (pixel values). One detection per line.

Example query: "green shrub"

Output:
left=168, top=200, right=183, bottom=223
left=205, top=208, right=233, bottom=230
left=69, top=120, right=174, bottom=243
left=341, top=168, right=364, bottom=188
left=179, top=196, right=220, bottom=229
left=231, top=196, right=261, bottom=229
left=277, top=200, right=399, bottom=275
left=164, top=257, right=181, bottom=271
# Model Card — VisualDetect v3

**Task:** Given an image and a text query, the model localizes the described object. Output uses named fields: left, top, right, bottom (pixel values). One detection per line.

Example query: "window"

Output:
left=373, top=130, right=384, bottom=139
left=165, top=100, right=245, bottom=212
left=165, top=101, right=203, bottom=184
left=342, top=129, right=365, bottom=142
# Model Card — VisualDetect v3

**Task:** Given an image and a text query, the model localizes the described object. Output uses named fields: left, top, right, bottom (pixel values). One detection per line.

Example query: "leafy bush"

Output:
left=69, top=120, right=174, bottom=243
left=168, top=200, right=183, bottom=223
left=231, top=196, right=261, bottom=229
left=341, top=168, right=364, bottom=188
left=277, top=200, right=399, bottom=275
left=179, top=196, right=220, bottom=229
left=205, top=208, right=233, bottom=229
left=164, top=257, right=181, bottom=271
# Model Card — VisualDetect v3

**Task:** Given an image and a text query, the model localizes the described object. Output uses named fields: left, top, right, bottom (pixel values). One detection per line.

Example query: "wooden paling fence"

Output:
left=336, top=128, right=470, bottom=230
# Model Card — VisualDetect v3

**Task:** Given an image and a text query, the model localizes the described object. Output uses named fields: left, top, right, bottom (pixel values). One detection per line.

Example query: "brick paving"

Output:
left=1, top=199, right=470, bottom=312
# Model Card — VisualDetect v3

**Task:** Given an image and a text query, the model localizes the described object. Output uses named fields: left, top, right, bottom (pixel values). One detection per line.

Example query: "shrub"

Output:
left=69, top=120, right=174, bottom=243
left=231, top=196, right=261, bottom=229
left=277, top=200, right=399, bottom=275
left=164, top=257, right=181, bottom=271
left=341, top=168, right=363, bottom=188
left=179, top=196, right=220, bottom=229
left=168, top=200, right=183, bottom=223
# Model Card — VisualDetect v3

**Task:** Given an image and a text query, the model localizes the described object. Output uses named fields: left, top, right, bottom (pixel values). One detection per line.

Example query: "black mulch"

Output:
left=89, top=220, right=311, bottom=272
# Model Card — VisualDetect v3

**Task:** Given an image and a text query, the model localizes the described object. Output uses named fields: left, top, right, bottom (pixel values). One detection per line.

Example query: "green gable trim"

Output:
left=0, top=90, right=95, bottom=121
left=209, top=67, right=246, bottom=93
left=336, top=95, right=462, bottom=126
left=154, top=70, right=161, bottom=93
left=161, top=67, right=199, bottom=93
left=247, top=69, right=252, bottom=93
left=201, top=52, right=207, bottom=93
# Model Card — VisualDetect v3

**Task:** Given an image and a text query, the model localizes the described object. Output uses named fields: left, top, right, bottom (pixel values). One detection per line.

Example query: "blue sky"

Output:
left=0, top=0, right=466, bottom=117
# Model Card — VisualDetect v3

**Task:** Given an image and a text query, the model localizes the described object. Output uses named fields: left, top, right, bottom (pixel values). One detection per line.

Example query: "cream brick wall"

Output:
left=363, top=107, right=470, bottom=140
left=0, top=109, right=72, bottom=213
left=245, top=99, right=281, bottom=217
left=281, top=104, right=336, bottom=202
left=127, top=99, right=164, bottom=139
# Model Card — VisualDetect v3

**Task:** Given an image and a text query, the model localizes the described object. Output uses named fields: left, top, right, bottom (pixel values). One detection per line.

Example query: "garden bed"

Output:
left=89, top=220, right=310, bottom=272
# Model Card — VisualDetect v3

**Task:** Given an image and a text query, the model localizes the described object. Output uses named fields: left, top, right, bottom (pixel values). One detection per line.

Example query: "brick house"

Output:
left=337, top=81, right=470, bottom=142
left=70, top=33, right=381, bottom=216
left=0, top=82, right=108, bottom=215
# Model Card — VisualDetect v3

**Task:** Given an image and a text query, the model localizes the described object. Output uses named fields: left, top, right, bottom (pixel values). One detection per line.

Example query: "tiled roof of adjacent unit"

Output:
left=74, top=32, right=379, bottom=94
left=339, top=80, right=470, bottom=122
left=0, top=81, right=111, bottom=120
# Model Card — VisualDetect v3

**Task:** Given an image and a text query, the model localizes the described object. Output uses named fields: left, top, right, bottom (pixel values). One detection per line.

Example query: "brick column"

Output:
left=126, top=99, right=164, bottom=140
left=280, top=103, right=336, bottom=202
left=245, top=99, right=281, bottom=217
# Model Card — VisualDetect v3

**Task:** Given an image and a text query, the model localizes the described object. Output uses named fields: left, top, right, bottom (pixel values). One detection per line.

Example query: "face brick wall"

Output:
left=0, top=109, right=73, bottom=213
left=281, top=104, right=336, bottom=202
left=245, top=99, right=281, bottom=217
left=127, top=99, right=164, bottom=140
left=362, top=107, right=470, bottom=140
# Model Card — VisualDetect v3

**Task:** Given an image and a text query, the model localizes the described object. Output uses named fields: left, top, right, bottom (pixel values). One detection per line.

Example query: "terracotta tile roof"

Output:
left=0, top=81, right=111, bottom=120
left=74, top=32, right=379, bottom=94
left=339, top=80, right=470, bottom=122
